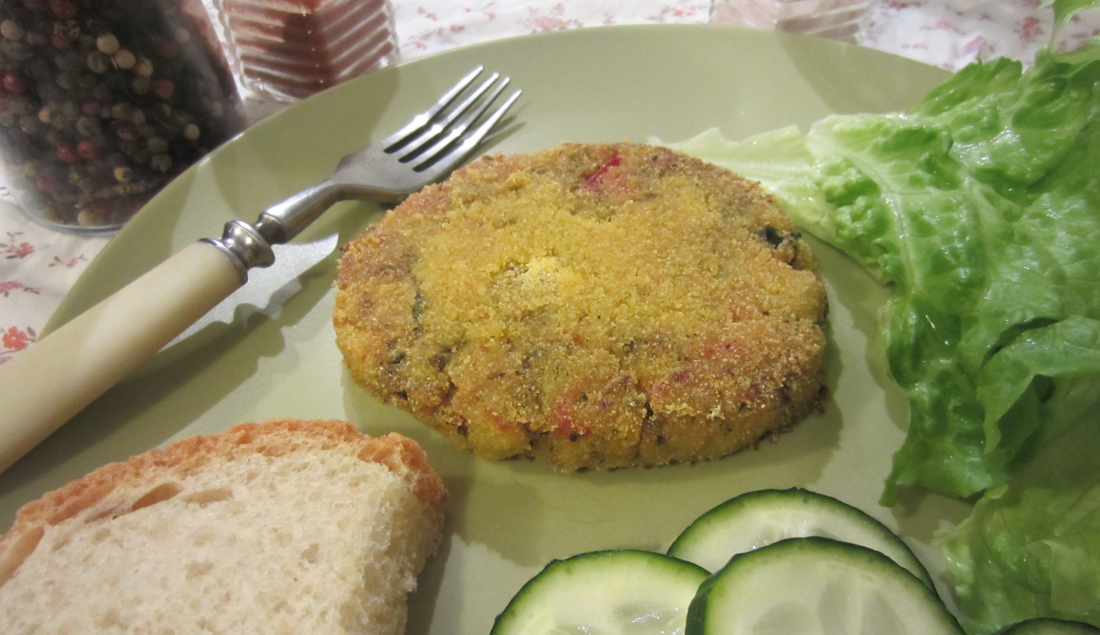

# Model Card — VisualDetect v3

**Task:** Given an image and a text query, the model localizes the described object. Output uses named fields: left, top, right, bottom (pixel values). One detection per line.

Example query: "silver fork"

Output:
left=209, top=66, right=521, bottom=277
left=0, top=67, right=521, bottom=474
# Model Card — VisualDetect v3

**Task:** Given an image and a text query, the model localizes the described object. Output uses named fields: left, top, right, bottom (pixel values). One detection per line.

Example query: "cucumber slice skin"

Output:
left=686, top=537, right=964, bottom=635
left=998, top=619, right=1100, bottom=635
left=668, top=488, right=934, bottom=587
left=492, top=549, right=710, bottom=635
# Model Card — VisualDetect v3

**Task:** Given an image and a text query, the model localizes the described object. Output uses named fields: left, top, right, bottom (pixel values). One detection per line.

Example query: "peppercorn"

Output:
left=183, top=123, right=199, bottom=140
left=75, top=115, right=99, bottom=136
left=54, top=70, right=75, bottom=90
left=76, top=139, right=97, bottom=159
left=95, top=33, right=119, bottom=54
left=109, top=102, right=133, bottom=120
left=52, top=19, right=79, bottom=43
left=1, top=19, right=24, bottom=41
left=114, top=121, right=137, bottom=141
left=49, top=0, right=78, bottom=20
left=112, top=48, right=134, bottom=69
left=35, top=173, right=54, bottom=193
left=56, top=143, right=77, bottom=162
left=54, top=50, right=81, bottom=70
left=19, top=114, right=39, bottom=134
left=152, top=79, right=173, bottom=100
left=133, top=56, right=153, bottom=76
left=150, top=153, right=170, bottom=172
left=130, top=75, right=150, bottom=95
left=86, top=50, right=110, bottom=73
left=3, top=73, right=28, bottom=94
left=1, top=39, right=31, bottom=60
left=150, top=102, right=171, bottom=120
left=112, top=165, right=131, bottom=182
left=76, top=205, right=111, bottom=227
left=146, top=136, right=168, bottom=154
left=9, top=97, right=34, bottom=116
left=90, top=84, right=111, bottom=103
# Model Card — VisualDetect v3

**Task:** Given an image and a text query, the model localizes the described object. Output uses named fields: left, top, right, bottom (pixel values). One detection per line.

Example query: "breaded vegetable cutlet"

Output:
left=334, top=142, right=828, bottom=471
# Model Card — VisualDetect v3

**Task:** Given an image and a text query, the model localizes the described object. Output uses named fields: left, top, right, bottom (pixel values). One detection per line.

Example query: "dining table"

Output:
left=1, top=0, right=1098, bottom=360
left=3, top=2, right=1100, bottom=634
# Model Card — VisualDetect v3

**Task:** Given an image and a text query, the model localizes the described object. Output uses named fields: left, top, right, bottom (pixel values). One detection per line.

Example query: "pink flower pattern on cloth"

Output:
left=395, top=1, right=710, bottom=58
left=863, top=0, right=1100, bottom=71
left=0, top=220, right=98, bottom=366
left=3, top=0, right=1100, bottom=365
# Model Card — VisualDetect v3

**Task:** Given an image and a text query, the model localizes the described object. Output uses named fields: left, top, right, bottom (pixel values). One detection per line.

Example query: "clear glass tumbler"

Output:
left=712, top=0, right=871, bottom=42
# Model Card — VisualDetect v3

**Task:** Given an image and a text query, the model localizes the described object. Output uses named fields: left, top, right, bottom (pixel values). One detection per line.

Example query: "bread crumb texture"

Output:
left=0, top=419, right=447, bottom=635
left=334, top=142, right=829, bottom=471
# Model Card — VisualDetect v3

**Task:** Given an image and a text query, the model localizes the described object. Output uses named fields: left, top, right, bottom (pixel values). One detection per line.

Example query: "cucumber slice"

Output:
left=999, top=619, right=1100, bottom=635
left=491, top=549, right=709, bottom=635
left=668, top=488, right=933, bottom=586
left=686, top=537, right=963, bottom=635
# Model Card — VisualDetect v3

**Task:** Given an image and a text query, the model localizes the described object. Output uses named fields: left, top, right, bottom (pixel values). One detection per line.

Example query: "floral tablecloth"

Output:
left=2, top=0, right=1099, bottom=364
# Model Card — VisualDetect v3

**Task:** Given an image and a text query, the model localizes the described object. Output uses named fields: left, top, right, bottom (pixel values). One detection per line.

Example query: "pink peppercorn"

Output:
left=48, top=0, right=77, bottom=20
left=3, top=73, right=28, bottom=94
left=152, top=79, right=174, bottom=100
left=76, top=140, right=98, bottom=160
left=56, top=143, right=78, bottom=162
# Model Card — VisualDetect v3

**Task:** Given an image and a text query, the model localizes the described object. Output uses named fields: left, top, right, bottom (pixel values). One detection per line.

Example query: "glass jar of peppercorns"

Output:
left=0, top=0, right=244, bottom=232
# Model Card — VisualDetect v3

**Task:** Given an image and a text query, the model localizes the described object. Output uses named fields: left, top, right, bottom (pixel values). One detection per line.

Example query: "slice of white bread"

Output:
left=0, top=419, right=448, bottom=635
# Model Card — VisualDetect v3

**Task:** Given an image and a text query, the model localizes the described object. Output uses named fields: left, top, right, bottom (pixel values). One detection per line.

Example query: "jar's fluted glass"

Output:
left=214, top=0, right=397, bottom=102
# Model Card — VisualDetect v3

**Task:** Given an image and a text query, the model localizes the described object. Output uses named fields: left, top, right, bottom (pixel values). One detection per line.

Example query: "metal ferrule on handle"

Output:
left=0, top=184, right=354, bottom=474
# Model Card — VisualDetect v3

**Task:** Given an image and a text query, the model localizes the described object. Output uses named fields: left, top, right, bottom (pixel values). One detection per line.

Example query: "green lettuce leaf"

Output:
left=938, top=375, right=1100, bottom=633
left=666, top=24, right=1100, bottom=633
left=670, top=41, right=1100, bottom=504
left=1042, top=0, right=1100, bottom=33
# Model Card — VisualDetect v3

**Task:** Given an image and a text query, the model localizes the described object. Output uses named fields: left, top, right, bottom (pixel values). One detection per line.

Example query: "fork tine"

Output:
left=381, top=66, right=485, bottom=150
left=394, top=72, right=503, bottom=160
left=408, top=76, right=511, bottom=163
left=414, top=88, right=522, bottom=181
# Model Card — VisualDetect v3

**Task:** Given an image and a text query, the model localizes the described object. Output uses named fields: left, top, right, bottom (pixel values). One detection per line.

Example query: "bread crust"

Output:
left=334, top=142, right=828, bottom=471
left=0, top=419, right=447, bottom=587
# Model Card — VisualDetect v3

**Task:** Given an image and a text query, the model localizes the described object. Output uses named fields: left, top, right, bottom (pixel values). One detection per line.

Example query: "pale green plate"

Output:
left=0, top=25, right=969, bottom=634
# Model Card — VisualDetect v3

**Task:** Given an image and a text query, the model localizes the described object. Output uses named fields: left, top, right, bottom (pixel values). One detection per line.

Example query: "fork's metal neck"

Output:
left=257, top=181, right=348, bottom=244
left=201, top=181, right=345, bottom=281
left=201, top=180, right=402, bottom=281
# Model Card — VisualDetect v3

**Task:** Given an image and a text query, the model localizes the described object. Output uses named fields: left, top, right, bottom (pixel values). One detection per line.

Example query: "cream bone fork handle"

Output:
left=0, top=67, right=521, bottom=474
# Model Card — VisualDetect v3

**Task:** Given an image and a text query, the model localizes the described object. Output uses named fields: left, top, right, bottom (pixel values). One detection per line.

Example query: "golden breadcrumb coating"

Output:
left=334, top=143, right=828, bottom=471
